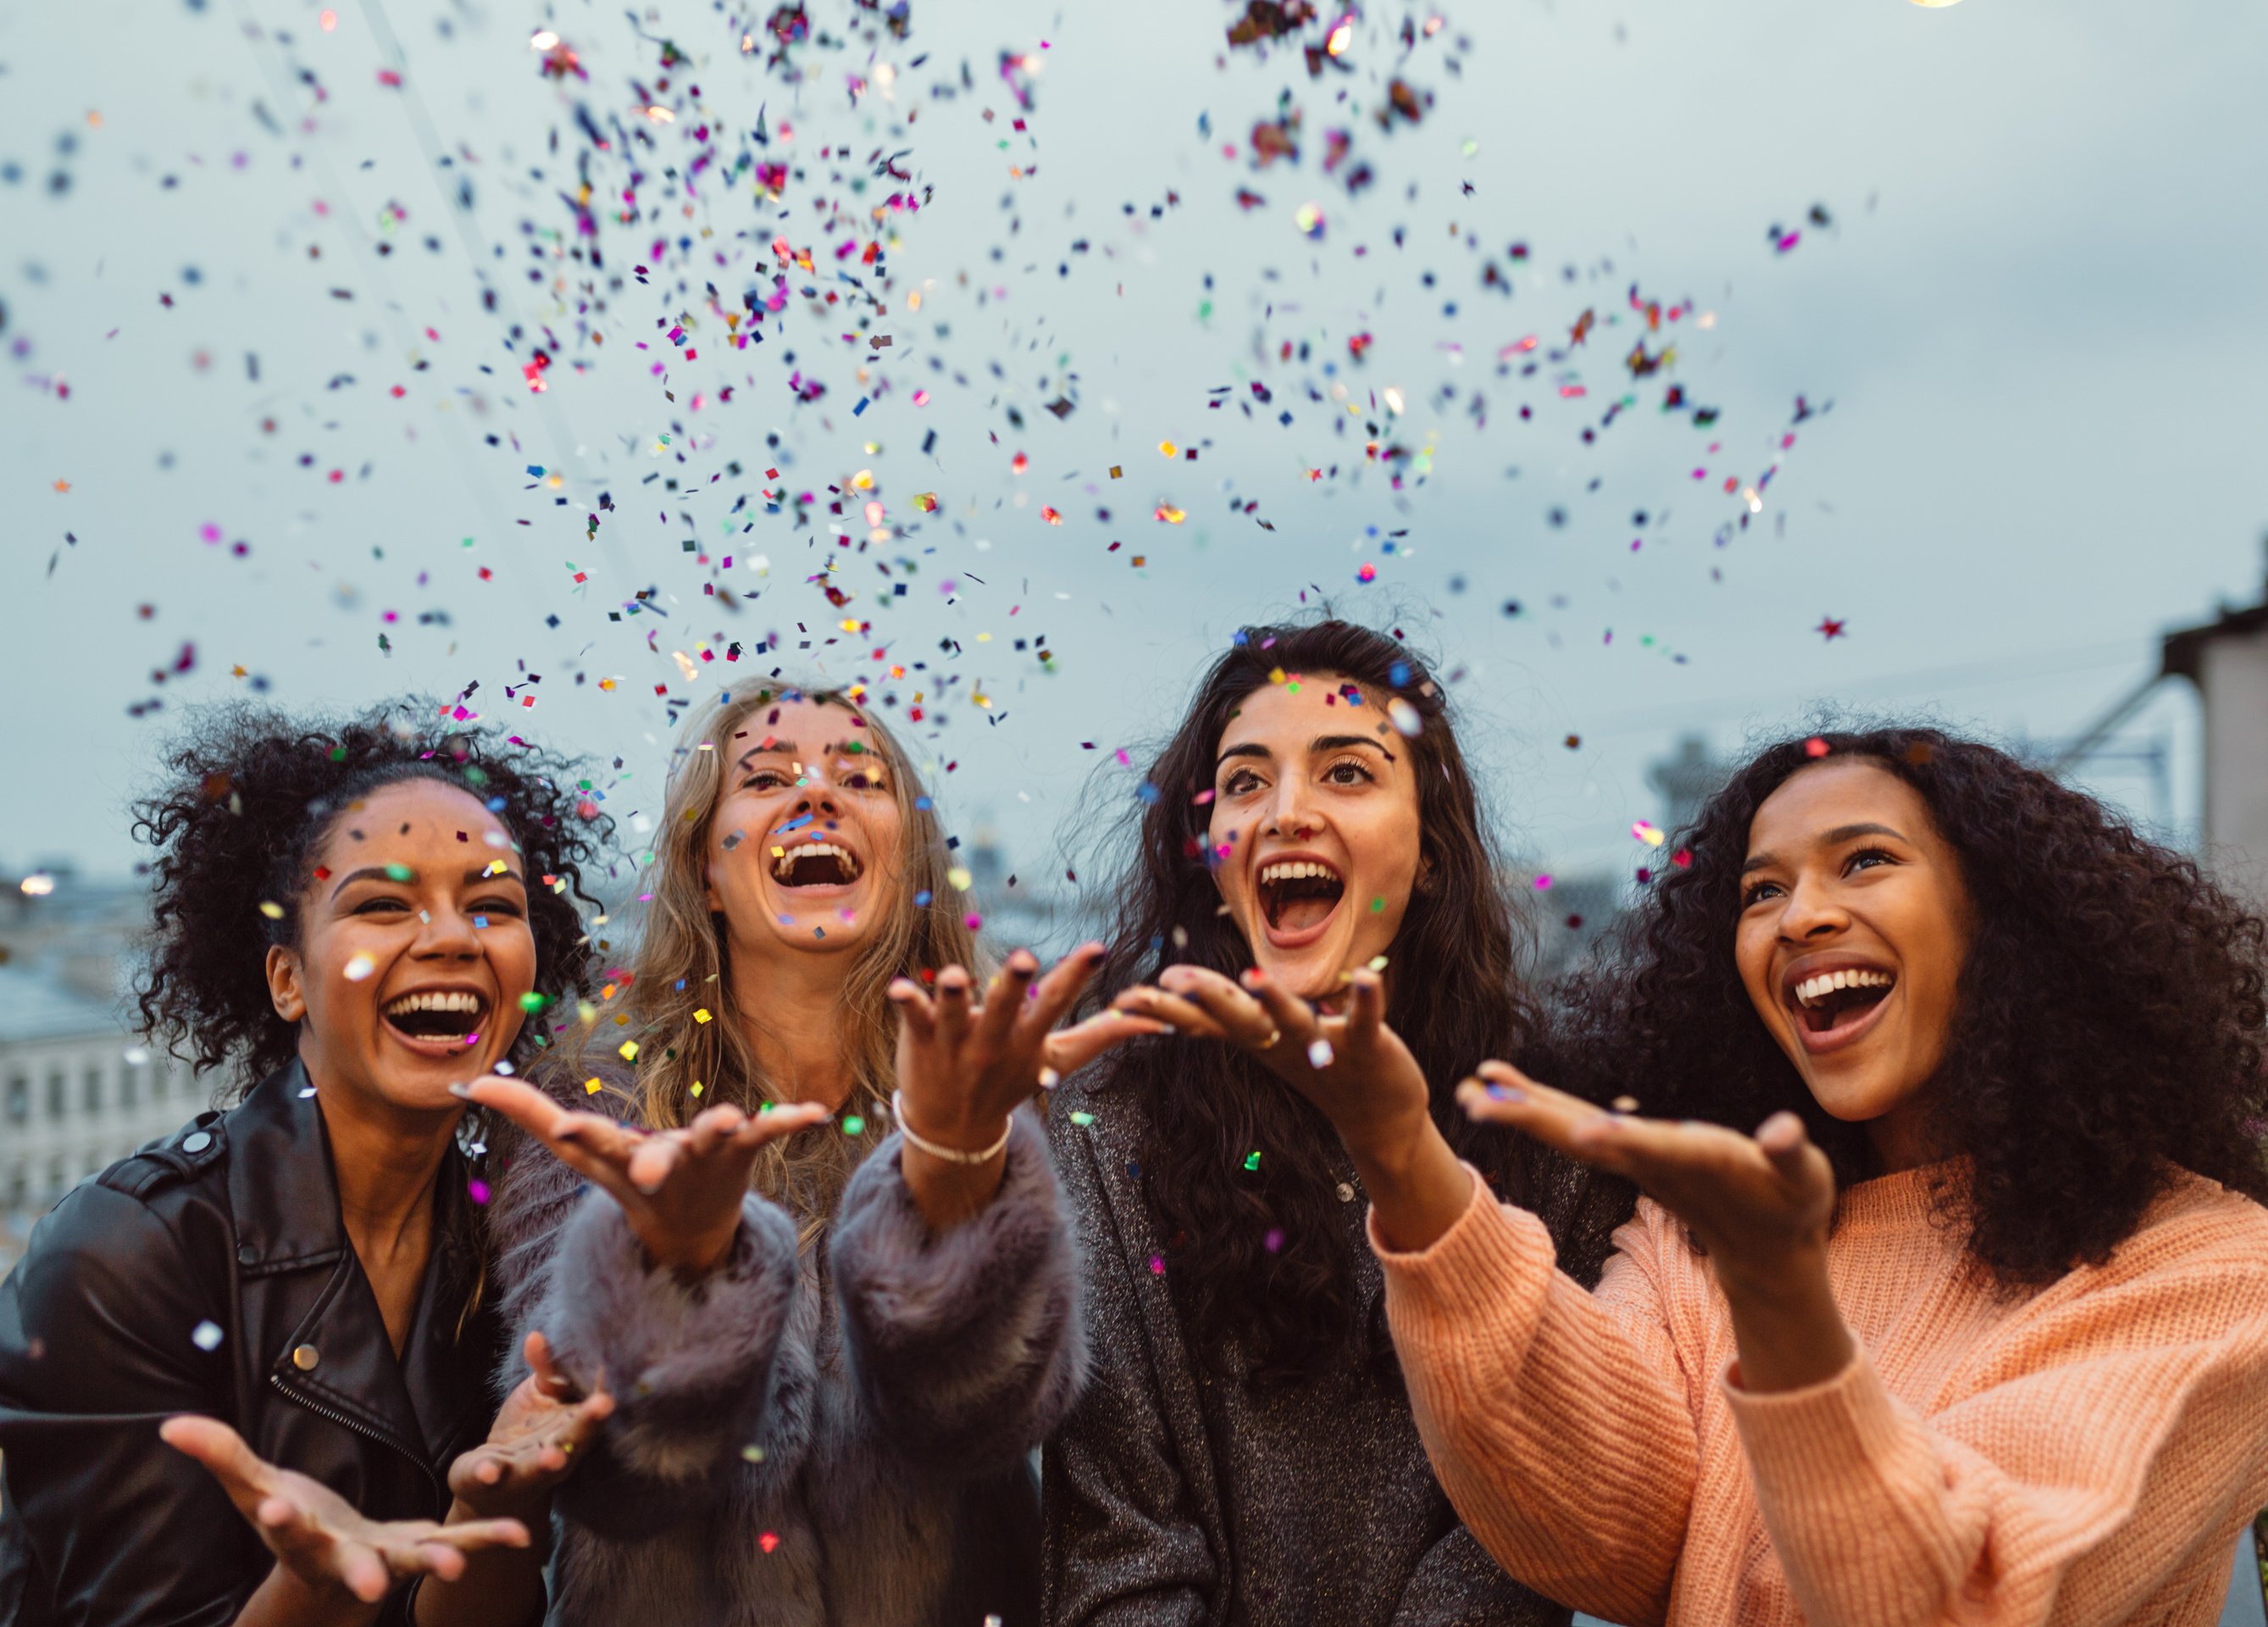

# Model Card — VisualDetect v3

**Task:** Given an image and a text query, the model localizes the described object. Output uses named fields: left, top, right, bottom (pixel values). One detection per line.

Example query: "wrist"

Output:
left=893, top=1089, right=1012, bottom=1159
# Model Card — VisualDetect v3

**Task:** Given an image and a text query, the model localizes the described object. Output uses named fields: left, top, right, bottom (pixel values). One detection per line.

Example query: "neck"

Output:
left=1861, top=1089, right=1938, bottom=1177
left=302, top=1050, right=458, bottom=1270
left=724, top=942, right=860, bottom=1113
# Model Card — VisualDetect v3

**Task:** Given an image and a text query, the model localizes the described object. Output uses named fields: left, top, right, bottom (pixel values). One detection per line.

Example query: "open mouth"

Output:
left=773, top=840, right=862, bottom=889
left=1787, top=967, right=1894, bottom=1040
left=381, top=989, right=489, bottom=1046
left=1257, top=858, right=1345, bottom=939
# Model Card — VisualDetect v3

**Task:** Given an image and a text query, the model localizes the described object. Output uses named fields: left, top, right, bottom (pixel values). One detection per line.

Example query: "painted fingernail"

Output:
left=447, top=1082, right=475, bottom=1100
left=1487, top=1084, right=1524, bottom=1102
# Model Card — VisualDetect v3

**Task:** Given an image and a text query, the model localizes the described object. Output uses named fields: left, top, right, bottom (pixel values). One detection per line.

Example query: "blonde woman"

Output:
left=466, top=683, right=1151, bottom=1626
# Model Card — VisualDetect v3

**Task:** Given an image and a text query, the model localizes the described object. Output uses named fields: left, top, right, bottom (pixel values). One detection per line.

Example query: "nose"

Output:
left=1777, top=872, right=1851, bottom=942
left=1262, top=776, right=1319, bottom=842
left=413, top=899, right=485, bottom=960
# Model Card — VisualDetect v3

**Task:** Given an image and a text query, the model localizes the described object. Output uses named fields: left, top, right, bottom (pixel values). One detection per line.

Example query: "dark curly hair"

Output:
left=133, top=702, right=611, bottom=1096
left=1088, top=619, right=1618, bottom=1382
left=1564, top=723, right=2268, bottom=1287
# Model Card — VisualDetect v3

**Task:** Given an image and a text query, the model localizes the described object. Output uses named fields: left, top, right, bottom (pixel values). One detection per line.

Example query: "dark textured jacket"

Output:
left=1041, top=1070, right=1573, bottom=1627
left=0, top=1060, right=502, bottom=1627
left=485, top=1096, right=1085, bottom=1627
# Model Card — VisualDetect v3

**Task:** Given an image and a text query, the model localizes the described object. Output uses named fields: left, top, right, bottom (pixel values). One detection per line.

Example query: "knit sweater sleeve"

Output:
left=1371, top=1174, right=1700, bottom=1627
left=1724, top=1196, right=2268, bottom=1627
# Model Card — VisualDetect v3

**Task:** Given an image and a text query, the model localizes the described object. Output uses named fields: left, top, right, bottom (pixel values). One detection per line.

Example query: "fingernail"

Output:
left=1487, top=1083, right=1524, bottom=1102
left=447, top=1082, right=475, bottom=1100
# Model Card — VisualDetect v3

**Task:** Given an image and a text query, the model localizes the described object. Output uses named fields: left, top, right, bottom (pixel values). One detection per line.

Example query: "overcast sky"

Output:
left=4, top=0, right=2264, bottom=912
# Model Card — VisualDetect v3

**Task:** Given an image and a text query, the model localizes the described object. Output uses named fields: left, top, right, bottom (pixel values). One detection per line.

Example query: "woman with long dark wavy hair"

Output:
left=0, top=704, right=616, bottom=1627
left=1151, top=724, right=2268, bottom=1626
left=1042, top=619, right=1626, bottom=1626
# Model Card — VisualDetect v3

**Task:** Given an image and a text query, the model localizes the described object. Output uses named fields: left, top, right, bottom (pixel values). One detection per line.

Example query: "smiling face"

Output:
left=267, top=778, right=537, bottom=1119
left=1206, top=674, right=1423, bottom=1001
left=701, top=697, right=907, bottom=966
left=1735, top=759, right=1972, bottom=1152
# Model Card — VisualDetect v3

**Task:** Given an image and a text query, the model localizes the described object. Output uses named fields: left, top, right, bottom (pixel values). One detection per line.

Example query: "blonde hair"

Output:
left=581, top=682, right=979, bottom=1235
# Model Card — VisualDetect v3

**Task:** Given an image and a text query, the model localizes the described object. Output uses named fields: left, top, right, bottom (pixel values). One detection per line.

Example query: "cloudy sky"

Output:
left=4, top=0, right=2264, bottom=914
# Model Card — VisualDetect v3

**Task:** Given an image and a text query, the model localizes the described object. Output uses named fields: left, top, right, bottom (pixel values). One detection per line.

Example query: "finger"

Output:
left=409, top=1542, right=470, bottom=1583
left=1344, top=968, right=1385, bottom=1045
left=428, top=1517, right=531, bottom=1553
left=979, top=949, right=1041, bottom=1046
left=1156, top=963, right=1278, bottom=1042
left=332, top=1539, right=391, bottom=1603
left=887, top=977, right=937, bottom=1042
left=1236, top=968, right=1320, bottom=1050
left=1023, top=941, right=1106, bottom=1037
left=524, top=1330, right=579, bottom=1403
left=624, top=1133, right=685, bottom=1196
left=457, top=1075, right=568, bottom=1134
left=1755, top=1111, right=1817, bottom=1183
left=159, top=1416, right=270, bottom=1505
left=686, top=1102, right=751, bottom=1151
left=1456, top=1062, right=1613, bottom=1145
left=1043, top=1010, right=1167, bottom=1077
left=1111, top=986, right=1234, bottom=1041
left=736, top=1099, right=831, bottom=1151
left=934, top=964, right=975, bottom=1045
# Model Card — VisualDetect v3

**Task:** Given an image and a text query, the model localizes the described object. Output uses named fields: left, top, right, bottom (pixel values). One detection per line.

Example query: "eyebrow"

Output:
left=1741, top=822, right=1910, bottom=875
left=329, top=865, right=526, bottom=898
left=732, top=740, right=868, bottom=771
left=1214, top=733, right=1395, bottom=773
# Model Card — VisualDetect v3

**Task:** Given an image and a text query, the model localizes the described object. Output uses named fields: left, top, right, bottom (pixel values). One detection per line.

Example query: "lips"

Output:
left=1255, top=852, right=1345, bottom=948
left=1779, top=955, right=1896, bottom=1054
left=380, top=986, right=491, bottom=1054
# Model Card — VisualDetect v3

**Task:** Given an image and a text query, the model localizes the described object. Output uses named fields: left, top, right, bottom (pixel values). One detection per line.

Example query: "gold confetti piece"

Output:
left=618, top=1041, right=640, bottom=1062
left=1611, top=1096, right=1640, bottom=1113
left=258, top=901, right=285, bottom=919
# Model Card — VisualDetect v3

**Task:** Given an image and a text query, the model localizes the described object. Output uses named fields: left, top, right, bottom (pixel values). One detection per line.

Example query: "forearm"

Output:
left=1716, top=1244, right=1855, bottom=1394
left=413, top=1502, right=546, bottom=1627
left=1348, top=1113, right=1476, bottom=1254
left=230, top=1564, right=384, bottom=1627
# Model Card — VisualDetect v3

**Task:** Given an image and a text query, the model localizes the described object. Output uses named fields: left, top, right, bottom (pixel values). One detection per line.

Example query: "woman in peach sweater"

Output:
left=1120, top=726, right=2268, bottom=1625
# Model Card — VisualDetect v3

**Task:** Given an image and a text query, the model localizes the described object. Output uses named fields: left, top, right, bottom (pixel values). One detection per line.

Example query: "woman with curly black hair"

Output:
left=1151, top=725, right=2268, bottom=1626
left=1044, top=619, right=1628, bottom=1626
left=0, top=703, right=614, bottom=1627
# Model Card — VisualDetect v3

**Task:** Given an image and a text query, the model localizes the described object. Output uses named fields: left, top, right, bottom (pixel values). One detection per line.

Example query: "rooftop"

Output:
left=0, top=961, right=129, bottom=1046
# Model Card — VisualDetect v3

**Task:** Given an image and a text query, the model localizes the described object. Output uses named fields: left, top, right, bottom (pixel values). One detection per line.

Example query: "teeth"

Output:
left=1793, top=969, right=1894, bottom=1008
left=773, top=841, right=860, bottom=880
left=383, top=991, right=485, bottom=1017
left=1259, top=860, right=1340, bottom=885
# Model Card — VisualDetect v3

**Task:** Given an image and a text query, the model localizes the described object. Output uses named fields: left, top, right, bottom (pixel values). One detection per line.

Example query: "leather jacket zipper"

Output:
left=269, top=1372, right=446, bottom=1508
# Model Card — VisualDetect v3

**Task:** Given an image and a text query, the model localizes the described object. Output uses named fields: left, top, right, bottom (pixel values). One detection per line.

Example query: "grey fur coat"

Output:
left=486, top=1102, right=1084, bottom=1627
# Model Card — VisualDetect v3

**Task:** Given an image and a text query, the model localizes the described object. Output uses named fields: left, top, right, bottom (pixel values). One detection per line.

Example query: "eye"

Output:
left=1322, top=756, right=1376, bottom=787
left=1845, top=846, right=1897, bottom=875
left=471, top=897, right=524, bottom=918
left=741, top=768, right=793, bottom=791
left=841, top=770, right=887, bottom=791
left=1739, top=878, right=1783, bottom=908
left=353, top=895, right=411, bottom=915
left=1221, top=767, right=1265, bottom=797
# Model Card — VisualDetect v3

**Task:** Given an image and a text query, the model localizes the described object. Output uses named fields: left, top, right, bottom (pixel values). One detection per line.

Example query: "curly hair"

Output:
left=132, top=701, right=611, bottom=1096
left=1564, top=724, right=2268, bottom=1287
left=1089, top=619, right=1606, bottom=1382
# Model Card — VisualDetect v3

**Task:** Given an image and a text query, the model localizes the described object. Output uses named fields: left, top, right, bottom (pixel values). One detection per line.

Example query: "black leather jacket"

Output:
left=0, top=1060, right=503, bottom=1627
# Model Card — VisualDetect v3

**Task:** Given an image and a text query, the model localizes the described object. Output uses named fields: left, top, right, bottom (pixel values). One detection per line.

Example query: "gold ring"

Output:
left=1257, top=1028, right=1283, bottom=1049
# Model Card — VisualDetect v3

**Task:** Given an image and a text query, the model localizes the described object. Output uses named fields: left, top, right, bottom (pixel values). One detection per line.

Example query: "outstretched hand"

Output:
left=1111, top=964, right=1474, bottom=1250
left=447, top=1330, right=614, bottom=1523
left=462, top=1076, right=830, bottom=1275
left=1459, top=1062, right=1854, bottom=1391
left=160, top=1415, right=526, bottom=1604
left=1112, top=964, right=1430, bottom=1162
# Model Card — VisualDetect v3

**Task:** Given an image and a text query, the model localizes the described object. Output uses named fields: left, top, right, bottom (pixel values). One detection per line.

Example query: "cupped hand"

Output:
left=890, top=943, right=1158, bottom=1155
left=447, top=1330, right=615, bottom=1522
left=1112, top=964, right=1432, bottom=1163
left=160, top=1415, right=526, bottom=1604
left=463, top=1076, right=830, bottom=1275
left=1458, top=1061, right=1838, bottom=1285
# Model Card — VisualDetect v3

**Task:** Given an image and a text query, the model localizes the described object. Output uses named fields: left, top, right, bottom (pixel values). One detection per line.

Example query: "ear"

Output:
left=265, top=944, right=308, bottom=1024
left=1413, top=848, right=1438, bottom=897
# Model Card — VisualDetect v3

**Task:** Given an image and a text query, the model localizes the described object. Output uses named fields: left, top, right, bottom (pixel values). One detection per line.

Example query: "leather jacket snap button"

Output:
left=291, top=1345, right=319, bottom=1371
left=182, top=1131, right=213, bottom=1154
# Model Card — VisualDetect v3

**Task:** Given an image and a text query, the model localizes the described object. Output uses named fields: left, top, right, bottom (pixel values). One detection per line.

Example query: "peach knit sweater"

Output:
left=1372, top=1164, right=2268, bottom=1626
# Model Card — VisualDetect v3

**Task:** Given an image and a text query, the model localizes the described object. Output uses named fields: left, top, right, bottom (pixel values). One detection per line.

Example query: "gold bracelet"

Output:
left=891, top=1090, right=1013, bottom=1165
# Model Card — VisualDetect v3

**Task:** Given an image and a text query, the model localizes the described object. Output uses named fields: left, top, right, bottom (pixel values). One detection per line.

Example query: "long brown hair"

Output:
left=1091, top=619, right=1554, bottom=1381
left=574, top=683, right=979, bottom=1234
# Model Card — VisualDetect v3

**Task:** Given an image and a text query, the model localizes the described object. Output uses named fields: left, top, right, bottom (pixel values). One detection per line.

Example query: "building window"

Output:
left=82, top=1063, right=103, bottom=1116
left=4, top=1166, right=23, bottom=1209
left=4, top=1072, right=25, bottom=1125
left=121, top=1061, right=138, bottom=1109
left=46, top=1069, right=65, bottom=1121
